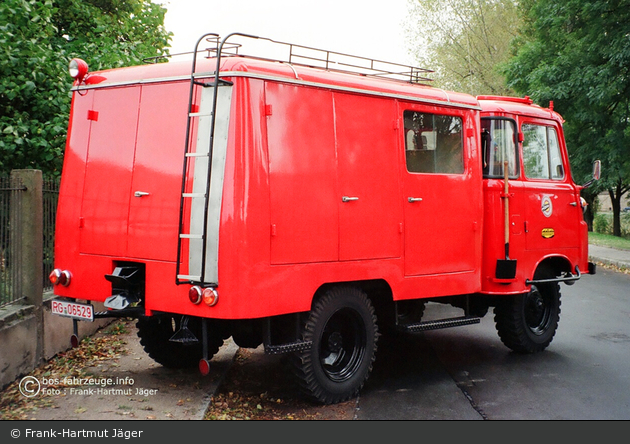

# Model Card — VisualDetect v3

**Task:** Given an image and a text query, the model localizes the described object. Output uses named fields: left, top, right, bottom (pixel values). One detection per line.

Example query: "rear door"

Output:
left=127, top=83, right=189, bottom=261
left=80, top=87, right=140, bottom=256
left=401, top=104, right=480, bottom=276
left=80, top=83, right=188, bottom=261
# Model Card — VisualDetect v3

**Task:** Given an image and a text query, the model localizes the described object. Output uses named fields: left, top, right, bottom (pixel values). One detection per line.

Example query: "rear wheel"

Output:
left=136, top=315, right=224, bottom=368
left=494, top=282, right=561, bottom=353
left=292, top=286, right=378, bottom=404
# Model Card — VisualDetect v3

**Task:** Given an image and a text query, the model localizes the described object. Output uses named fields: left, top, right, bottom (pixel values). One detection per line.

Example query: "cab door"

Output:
left=520, top=120, right=582, bottom=251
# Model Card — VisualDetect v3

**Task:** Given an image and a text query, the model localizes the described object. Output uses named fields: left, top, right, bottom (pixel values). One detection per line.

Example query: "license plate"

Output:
left=51, top=300, right=94, bottom=321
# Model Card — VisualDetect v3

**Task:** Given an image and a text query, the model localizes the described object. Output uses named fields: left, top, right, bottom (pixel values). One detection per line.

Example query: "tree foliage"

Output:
left=0, top=0, right=171, bottom=175
left=405, top=0, right=519, bottom=95
left=504, top=0, right=630, bottom=235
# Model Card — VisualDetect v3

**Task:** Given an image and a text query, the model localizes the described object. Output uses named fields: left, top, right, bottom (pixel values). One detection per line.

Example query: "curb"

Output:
left=589, top=256, right=630, bottom=271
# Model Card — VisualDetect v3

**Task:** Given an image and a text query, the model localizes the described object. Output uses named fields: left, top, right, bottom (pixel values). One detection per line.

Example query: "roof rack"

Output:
left=152, top=32, right=434, bottom=85
left=209, top=33, right=432, bottom=84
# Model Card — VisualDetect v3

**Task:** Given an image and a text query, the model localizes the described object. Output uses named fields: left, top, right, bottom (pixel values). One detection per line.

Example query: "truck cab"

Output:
left=478, top=95, right=593, bottom=294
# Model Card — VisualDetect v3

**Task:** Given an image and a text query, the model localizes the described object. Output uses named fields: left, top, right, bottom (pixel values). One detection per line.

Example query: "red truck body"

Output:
left=51, top=34, right=597, bottom=404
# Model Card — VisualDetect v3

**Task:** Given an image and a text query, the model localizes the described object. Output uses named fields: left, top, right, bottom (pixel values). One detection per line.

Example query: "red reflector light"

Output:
left=202, top=288, right=219, bottom=306
left=49, top=269, right=71, bottom=287
left=189, top=286, right=203, bottom=305
left=199, top=358, right=211, bottom=376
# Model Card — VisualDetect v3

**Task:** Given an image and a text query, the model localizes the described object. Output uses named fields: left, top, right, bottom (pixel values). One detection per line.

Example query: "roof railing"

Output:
left=149, top=32, right=433, bottom=85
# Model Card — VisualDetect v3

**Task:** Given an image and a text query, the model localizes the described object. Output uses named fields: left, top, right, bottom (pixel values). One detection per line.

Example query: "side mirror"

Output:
left=592, top=159, right=601, bottom=181
left=582, top=159, right=601, bottom=188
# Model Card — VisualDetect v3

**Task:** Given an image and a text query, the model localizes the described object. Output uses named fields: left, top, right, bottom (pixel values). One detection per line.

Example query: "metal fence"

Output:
left=0, top=173, right=59, bottom=308
left=0, top=175, right=25, bottom=307
left=43, top=176, right=60, bottom=293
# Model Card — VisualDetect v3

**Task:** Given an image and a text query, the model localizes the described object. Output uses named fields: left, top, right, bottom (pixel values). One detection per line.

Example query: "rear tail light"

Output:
left=189, top=286, right=203, bottom=304
left=49, top=269, right=72, bottom=287
left=202, top=287, right=219, bottom=306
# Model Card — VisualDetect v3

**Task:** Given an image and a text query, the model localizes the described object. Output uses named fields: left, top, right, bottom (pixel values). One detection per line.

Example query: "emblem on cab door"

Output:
left=541, top=228, right=555, bottom=239
left=541, top=195, right=553, bottom=217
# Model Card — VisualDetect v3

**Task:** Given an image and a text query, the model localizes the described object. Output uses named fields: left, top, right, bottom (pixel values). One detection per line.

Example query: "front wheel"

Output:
left=292, top=286, right=379, bottom=404
left=494, top=282, right=561, bottom=353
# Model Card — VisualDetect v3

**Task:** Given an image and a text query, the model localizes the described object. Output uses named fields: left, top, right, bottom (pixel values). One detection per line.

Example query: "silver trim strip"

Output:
left=220, top=71, right=479, bottom=110
left=72, top=70, right=480, bottom=110
left=71, top=74, right=191, bottom=91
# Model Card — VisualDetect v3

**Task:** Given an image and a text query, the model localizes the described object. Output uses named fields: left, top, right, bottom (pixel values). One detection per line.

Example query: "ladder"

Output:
left=176, top=33, right=225, bottom=285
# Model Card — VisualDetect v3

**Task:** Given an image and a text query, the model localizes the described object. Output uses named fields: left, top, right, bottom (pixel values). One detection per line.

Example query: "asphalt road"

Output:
left=356, top=267, right=630, bottom=420
left=14, top=266, right=628, bottom=421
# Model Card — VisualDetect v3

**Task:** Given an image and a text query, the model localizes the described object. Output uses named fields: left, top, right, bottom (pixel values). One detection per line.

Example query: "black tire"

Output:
left=292, top=286, right=379, bottom=404
left=494, top=282, right=561, bottom=353
left=396, top=299, right=426, bottom=326
left=136, top=315, right=224, bottom=368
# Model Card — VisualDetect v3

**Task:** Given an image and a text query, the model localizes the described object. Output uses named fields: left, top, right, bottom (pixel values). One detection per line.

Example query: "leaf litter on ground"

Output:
left=0, top=319, right=129, bottom=420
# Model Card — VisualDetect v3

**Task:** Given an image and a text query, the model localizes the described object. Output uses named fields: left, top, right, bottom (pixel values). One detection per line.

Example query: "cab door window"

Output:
left=522, top=124, right=565, bottom=180
left=481, top=118, right=518, bottom=178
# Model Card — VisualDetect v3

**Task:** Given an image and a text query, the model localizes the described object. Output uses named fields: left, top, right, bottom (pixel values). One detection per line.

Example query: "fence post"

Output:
left=10, top=169, right=44, bottom=362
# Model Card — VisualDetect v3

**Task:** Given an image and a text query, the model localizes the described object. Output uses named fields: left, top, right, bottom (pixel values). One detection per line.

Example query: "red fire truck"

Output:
left=50, top=33, right=600, bottom=404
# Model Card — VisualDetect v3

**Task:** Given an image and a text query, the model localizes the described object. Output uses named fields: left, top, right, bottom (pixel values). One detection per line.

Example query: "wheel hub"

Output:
left=327, top=331, right=343, bottom=353
left=525, top=286, right=550, bottom=334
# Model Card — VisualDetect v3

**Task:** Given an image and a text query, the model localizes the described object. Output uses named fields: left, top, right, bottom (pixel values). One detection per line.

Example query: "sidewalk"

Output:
left=588, top=244, right=630, bottom=270
left=10, top=322, right=238, bottom=421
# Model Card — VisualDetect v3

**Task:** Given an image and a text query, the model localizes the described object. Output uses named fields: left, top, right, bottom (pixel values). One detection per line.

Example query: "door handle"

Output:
left=408, top=197, right=423, bottom=202
left=569, top=202, right=578, bottom=207
left=134, top=191, right=150, bottom=197
left=342, top=196, right=359, bottom=202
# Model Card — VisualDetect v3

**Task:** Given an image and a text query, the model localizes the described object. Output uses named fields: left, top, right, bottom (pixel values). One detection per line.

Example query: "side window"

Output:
left=481, top=118, right=518, bottom=178
left=522, top=124, right=564, bottom=180
left=404, top=111, right=463, bottom=174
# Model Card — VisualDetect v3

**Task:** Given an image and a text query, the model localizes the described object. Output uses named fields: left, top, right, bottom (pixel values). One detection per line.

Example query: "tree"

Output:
left=405, top=0, right=520, bottom=95
left=504, top=0, right=630, bottom=236
left=0, top=0, right=171, bottom=176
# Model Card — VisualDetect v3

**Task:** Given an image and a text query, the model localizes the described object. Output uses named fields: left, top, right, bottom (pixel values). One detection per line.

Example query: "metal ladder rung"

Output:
left=179, top=233, right=204, bottom=239
left=177, top=274, right=201, bottom=281
left=189, top=112, right=213, bottom=117
left=182, top=193, right=206, bottom=198
left=185, top=152, right=209, bottom=158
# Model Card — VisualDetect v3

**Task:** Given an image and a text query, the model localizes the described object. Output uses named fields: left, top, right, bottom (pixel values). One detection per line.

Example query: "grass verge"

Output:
left=588, top=232, right=630, bottom=251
